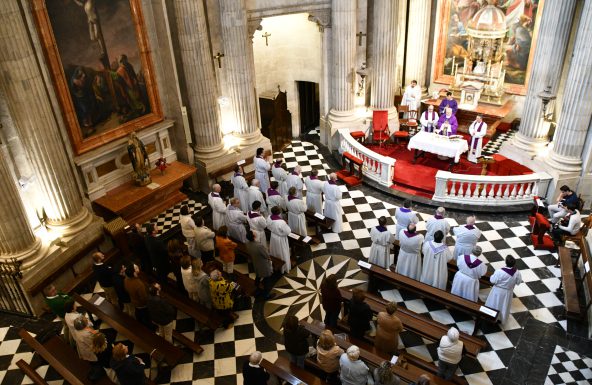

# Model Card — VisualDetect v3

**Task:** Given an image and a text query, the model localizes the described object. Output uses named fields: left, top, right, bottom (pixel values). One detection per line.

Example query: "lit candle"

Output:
left=451, top=56, right=456, bottom=75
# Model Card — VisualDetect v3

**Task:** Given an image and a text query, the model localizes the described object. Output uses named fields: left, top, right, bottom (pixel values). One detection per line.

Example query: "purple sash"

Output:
left=434, top=214, right=444, bottom=219
left=429, top=241, right=448, bottom=254
left=404, top=231, right=418, bottom=238
left=267, top=188, right=280, bottom=197
left=234, top=172, right=242, bottom=177
left=465, top=224, right=475, bottom=230
left=291, top=172, right=299, bottom=176
left=288, top=195, right=298, bottom=201
left=274, top=162, right=282, bottom=168
left=248, top=211, right=260, bottom=219
left=310, top=175, right=318, bottom=180
left=424, top=111, right=435, bottom=121
left=211, top=192, right=220, bottom=198
left=464, top=254, right=482, bottom=268
left=399, top=207, right=411, bottom=213
left=270, top=214, right=282, bottom=221
left=328, top=180, right=336, bottom=185
left=502, top=267, right=517, bottom=277
left=471, top=122, right=485, bottom=150
left=376, top=226, right=387, bottom=232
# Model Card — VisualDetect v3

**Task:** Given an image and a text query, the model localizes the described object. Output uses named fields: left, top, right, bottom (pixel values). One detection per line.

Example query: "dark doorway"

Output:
left=297, top=81, right=320, bottom=135
left=259, top=90, right=292, bottom=151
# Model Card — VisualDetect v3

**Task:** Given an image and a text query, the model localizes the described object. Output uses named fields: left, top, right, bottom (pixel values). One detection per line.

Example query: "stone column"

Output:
left=309, top=11, right=332, bottom=146
left=404, top=0, right=432, bottom=94
left=172, top=0, right=223, bottom=159
left=0, top=0, right=91, bottom=235
left=510, top=0, right=577, bottom=156
left=545, top=0, right=592, bottom=172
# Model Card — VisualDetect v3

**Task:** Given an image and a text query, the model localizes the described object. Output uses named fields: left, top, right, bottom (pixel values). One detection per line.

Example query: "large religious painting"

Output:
left=433, top=0, right=543, bottom=95
left=31, top=0, right=162, bottom=155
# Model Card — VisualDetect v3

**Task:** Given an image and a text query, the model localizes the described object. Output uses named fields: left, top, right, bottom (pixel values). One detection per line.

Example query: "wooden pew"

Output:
left=259, top=359, right=308, bottom=385
left=18, top=329, right=116, bottom=385
left=273, top=356, right=328, bottom=385
left=359, top=262, right=498, bottom=332
left=72, top=293, right=184, bottom=367
left=558, top=247, right=583, bottom=320
left=231, top=237, right=285, bottom=272
left=339, top=288, right=486, bottom=358
left=578, top=237, right=592, bottom=313
left=62, top=247, right=121, bottom=294
left=305, top=209, right=335, bottom=238
left=16, top=359, right=49, bottom=385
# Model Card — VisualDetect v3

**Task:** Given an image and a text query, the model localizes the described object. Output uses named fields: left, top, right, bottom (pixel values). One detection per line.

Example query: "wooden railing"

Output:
left=337, top=128, right=396, bottom=186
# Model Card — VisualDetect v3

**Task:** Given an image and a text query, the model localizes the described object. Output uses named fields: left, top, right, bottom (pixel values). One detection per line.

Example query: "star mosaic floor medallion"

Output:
left=263, top=254, right=367, bottom=332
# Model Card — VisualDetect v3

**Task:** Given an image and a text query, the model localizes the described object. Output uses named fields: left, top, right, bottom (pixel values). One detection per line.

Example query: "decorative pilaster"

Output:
left=309, top=10, right=332, bottom=145
left=0, top=0, right=91, bottom=236
left=545, top=0, right=592, bottom=172
left=404, top=0, right=432, bottom=93
left=172, top=0, right=223, bottom=159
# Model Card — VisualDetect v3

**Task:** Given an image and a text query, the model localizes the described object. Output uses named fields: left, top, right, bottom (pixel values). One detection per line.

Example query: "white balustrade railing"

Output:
left=337, top=129, right=396, bottom=186
left=433, top=170, right=553, bottom=206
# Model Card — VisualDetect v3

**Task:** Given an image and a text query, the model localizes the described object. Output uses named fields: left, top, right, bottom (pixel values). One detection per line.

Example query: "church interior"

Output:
left=1, top=0, right=592, bottom=384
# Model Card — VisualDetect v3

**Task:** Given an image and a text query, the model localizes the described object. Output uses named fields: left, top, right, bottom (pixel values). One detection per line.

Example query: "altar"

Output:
left=408, top=131, right=469, bottom=171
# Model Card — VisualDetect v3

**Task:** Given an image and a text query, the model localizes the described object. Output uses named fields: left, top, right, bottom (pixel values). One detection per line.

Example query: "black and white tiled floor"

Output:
left=141, top=199, right=205, bottom=235
left=1, top=138, right=590, bottom=385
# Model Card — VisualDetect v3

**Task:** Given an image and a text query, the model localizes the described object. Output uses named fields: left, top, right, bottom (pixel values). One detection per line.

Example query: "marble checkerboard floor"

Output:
left=0, top=137, right=590, bottom=385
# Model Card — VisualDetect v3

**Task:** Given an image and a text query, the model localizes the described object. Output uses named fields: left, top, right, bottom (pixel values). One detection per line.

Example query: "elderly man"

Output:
left=267, top=206, right=292, bottom=274
left=271, top=160, right=289, bottom=197
left=452, top=216, right=481, bottom=258
left=425, top=207, right=450, bottom=243
left=226, top=197, right=248, bottom=243
left=468, top=115, right=488, bottom=163
left=485, top=255, right=523, bottom=324
left=323, top=173, right=343, bottom=233
left=304, top=169, right=324, bottom=214
left=396, top=224, right=424, bottom=280
left=266, top=181, right=286, bottom=212
left=420, top=230, right=453, bottom=290
left=248, top=179, right=268, bottom=216
left=247, top=201, right=268, bottom=248
left=436, top=106, right=458, bottom=136
left=231, top=165, right=249, bottom=212
left=254, top=147, right=271, bottom=193
left=420, top=104, right=439, bottom=133
left=437, top=327, right=464, bottom=380
left=208, top=184, right=226, bottom=231
left=340, top=345, right=370, bottom=385
left=394, top=200, right=419, bottom=240
left=451, top=246, right=487, bottom=301
left=369, top=216, right=396, bottom=269
left=287, top=187, right=308, bottom=236
left=286, top=165, right=304, bottom=198
left=242, top=351, right=270, bottom=385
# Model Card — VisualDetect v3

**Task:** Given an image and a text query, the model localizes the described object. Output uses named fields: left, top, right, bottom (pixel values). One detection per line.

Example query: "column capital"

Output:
left=247, top=18, right=262, bottom=37
left=308, top=9, right=331, bottom=31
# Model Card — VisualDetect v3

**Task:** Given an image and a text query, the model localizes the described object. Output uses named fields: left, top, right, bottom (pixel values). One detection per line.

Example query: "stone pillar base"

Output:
left=194, top=142, right=226, bottom=161
left=46, top=207, right=94, bottom=238
left=544, top=151, right=583, bottom=173
left=327, top=110, right=366, bottom=151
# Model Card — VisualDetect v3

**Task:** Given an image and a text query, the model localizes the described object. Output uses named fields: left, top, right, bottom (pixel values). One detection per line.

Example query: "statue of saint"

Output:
left=127, top=132, right=151, bottom=186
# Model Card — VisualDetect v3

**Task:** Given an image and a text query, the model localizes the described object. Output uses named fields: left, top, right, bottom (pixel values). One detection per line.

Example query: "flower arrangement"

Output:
left=155, top=156, right=167, bottom=174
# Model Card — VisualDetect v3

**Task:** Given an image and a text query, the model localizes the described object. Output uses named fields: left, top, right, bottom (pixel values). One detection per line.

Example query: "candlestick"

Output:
left=451, top=56, right=456, bottom=75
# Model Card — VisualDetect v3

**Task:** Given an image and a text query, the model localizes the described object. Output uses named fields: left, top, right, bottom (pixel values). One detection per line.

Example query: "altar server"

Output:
left=436, top=107, right=458, bottom=136
left=439, top=92, right=458, bottom=115
left=254, top=147, right=271, bottom=193
left=226, top=197, right=247, bottom=243
left=266, top=181, right=286, bottom=212
left=286, top=166, right=304, bottom=199
left=248, top=179, right=268, bottom=216
left=402, top=80, right=422, bottom=112
left=451, top=246, right=487, bottom=301
left=394, top=200, right=419, bottom=240
left=271, top=160, right=289, bottom=197
left=231, top=165, right=249, bottom=212
left=420, top=230, right=453, bottom=290
left=425, top=207, right=450, bottom=243
left=485, top=255, right=523, bottom=324
left=452, top=216, right=481, bottom=258
left=247, top=201, right=268, bottom=248
left=420, top=105, right=439, bottom=133
left=287, top=187, right=308, bottom=236
left=396, top=224, right=424, bottom=280
left=369, top=216, right=396, bottom=269
left=267, top=206, right=291, bottom=274
left=304, top=169, right=324, bottom=214
left=208, top=184, right=227, bottom=231
left=323, top=173, right=343, bottom=233
left=468, top=115, right=488, bottom=163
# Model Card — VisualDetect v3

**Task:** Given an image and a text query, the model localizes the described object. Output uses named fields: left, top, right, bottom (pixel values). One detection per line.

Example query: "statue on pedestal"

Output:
left=127, top=132, right=151, bottom=186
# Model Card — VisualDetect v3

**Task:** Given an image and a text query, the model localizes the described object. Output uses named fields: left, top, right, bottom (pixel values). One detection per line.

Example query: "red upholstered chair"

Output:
left=394, top=106, right=411, bottom=145
left=371, top=110, right=391, bottom=147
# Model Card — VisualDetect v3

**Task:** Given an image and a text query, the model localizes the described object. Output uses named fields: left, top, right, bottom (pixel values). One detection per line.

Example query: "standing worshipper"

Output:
left=254, top=147, right=271, bottom=193
left=242, top=351, right=270, bottom=385
left=180, top=205, right=198, bottom=256
left=216, top=226, right=238, bottom=275
left=323, top=173, right=343, bottom=233
left=287, top=187, right=308, bottom=236
left=208, top=184, right=227, bottom=231
left=439, top=91, right=458, bottom=115
left=271, top=159, right=289, bottom=197
left=248, top=201, right=268, bottom=248
left=467, top=115, right=488, bottom=163
left=340, top=346, right=370, bottom=385
left=142, top=223, right=170, bottom=282
left=435, top=107, right=458, bottom=136
left=286, top=166, right=304, bottom=198
left=396, top=224, right=424, bottom=280
left=92, top=252, right=118, bottom=306
left=420, top=231, right=453, bottom=290
left=248, top=179, right=268, bottom=216
left=369, top=216, right=396, bottom=268
left=394, top=200, right=419, bottom=240
left=246, top=231, right=274, bottom=299
left=485, top=256, right=523, bottom=324
left=452, top=216, right=481, bottom=258
left=231, top=165, right=249, bottom=212
left=420, top=105, right=439, bottom=133
left=266, top=181, right=286, bottom=212
left=194, top=217, right=216, bottom=262
left=425, top=207, right=450, bottom=243
left=437, top=327, right=464, bottom=380
left=110, top=343, right=147, bottom=385
left=402, top=80, right=422, bottom=112
left=146, top=283, right=176, bottom=343
left=267, top=206, right=292, bottom=274
left=226, top=197, right=248, bottom=243
left=283, top=315, right=310, bottom=368
left=347, top=289, right=373, bottom=339
left=374, top=302, right=403, bottom=356
left=551, top=203, right=582, bottom=247
left=451, top=246, right=487, bottom=301
left=304, top=169, right=324, bottom=214
left=44, top=285, right=73, bottom=344
left=320, top=274, right=342, bottom=327
left=124, top=263, right=151, bottom=328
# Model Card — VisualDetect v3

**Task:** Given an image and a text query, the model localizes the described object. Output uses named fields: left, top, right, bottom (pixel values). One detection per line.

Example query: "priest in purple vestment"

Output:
left=439, top=92, right=458, bottom=115
left=435, top=107, right=458, bottom=136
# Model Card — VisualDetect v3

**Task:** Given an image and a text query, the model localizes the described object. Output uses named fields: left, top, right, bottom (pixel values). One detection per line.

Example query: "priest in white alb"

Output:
left=420, top=105, right=439, bottom=133
left=368, top=216, right=396, bottom=269
left=247, top=179, right=268, bottom=216
left=396, top=224, right=424, bottom=280
left=452, top=216, right=481, bottom=258
left=485, top=255, right=523, bottom=324
left=267, top=206, right=292, bottom=274
left=231, top=165, right=250, bottom=212
left=254, top=147, right=271, bottom=192
left=208, top=184, right=226, bottom=231
left=266, top=181, right=286, bottom=212
left=402, top=80, right=422, bottom=112
left=323, top=173, right=343, bottom=233
left=226, top=197, right=248, bottom=243
left=467, top=115, right=487, bottom=163
left=425, top=207, right=450, bottom=243
left=285, top=166, right=304, bottom=198
left=271, top=160, right=289, bottom=197
left=304, top=169, right=324, bottom=214
left=394, top=200, right=419, bottom=240
left=247, top=201, right=268, bottom=249
left=450, top=246, right=488, bottom=301
left=286, top=187, right=308, bottom=236
left=420, top=231, right=453, bottom=290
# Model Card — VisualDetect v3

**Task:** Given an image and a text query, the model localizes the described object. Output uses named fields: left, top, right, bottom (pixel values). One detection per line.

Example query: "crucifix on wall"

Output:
left=262, top=32, right=271, bottom=46
left=356, top=31, right=366, bottom=46
left=213, top=52, right=225, bottom=68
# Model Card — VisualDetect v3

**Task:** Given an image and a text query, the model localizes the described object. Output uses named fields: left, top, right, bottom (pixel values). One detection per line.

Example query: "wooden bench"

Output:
left=18, top=329, right=116, bottom=385
left=339, top=288, right=486, bottom=358
left=231, top=237, right=285, bottom=273
left=63, top=248, right=121, bottom=294
left=16, top=360, right=49, bottom=385
left=359, top=262, right=498, bottom=332
left=273, top=356, right=328, bottom=385
left=73, top=293, right=184, bottom=367
left=305, top=209, right=335, bottom=238
left=558, top=247, right=583, bottom=320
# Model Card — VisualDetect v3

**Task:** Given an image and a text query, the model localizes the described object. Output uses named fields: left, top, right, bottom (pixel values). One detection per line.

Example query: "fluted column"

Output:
left=0, top=149, right=40, bottom=260
left=0, top=0, right=91, bottom=235
left=329, top=0, right=356, bottom=121
left=546, top=0, right=592, bottom=172
left=370, top=0, right=398, bottom=113
left=219, top=0, right=262, bottom=144
left=173, top=0, right=223, bottom=158
left=404, top=0, right=432, bottom=93
left=511, top=0, right=577, bottom=155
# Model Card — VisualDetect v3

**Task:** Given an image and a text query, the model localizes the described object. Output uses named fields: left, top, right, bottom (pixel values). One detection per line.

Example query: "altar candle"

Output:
left=487, top=60, right=492, bottom=77
left=455, top=63, right=460, bottom=76
left=451, top=56, right=456, bottom=75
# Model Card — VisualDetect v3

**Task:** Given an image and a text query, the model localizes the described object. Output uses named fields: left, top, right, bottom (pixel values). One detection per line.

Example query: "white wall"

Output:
left=253, top=13, right=322, bottom=137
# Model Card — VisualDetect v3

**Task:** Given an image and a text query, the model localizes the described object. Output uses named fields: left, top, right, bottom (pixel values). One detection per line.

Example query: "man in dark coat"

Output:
left=245, top=231, right=274, bottom=300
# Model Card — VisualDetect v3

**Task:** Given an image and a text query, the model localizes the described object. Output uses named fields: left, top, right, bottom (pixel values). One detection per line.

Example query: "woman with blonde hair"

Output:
left=316, top=329, right=344, bottom=381
left=193, top=258, right=213, bottom=309
left=180, top=255, right=198, bottom=301
left=91, top=332, right=117, bottom=382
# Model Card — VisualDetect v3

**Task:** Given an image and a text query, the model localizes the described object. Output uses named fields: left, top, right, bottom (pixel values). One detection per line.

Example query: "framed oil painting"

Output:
left=31, top=0, right=162, bottom=155
left=433, top=0, right=544, bottom=95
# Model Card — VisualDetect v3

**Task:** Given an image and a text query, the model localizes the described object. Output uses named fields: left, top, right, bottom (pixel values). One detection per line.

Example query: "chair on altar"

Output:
left=394, top=106, right=412, bottom=145
left=371, top=110, right=391, bottom=147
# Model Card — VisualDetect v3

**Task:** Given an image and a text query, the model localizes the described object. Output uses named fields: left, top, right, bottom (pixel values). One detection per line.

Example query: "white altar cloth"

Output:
left=407, top=131, right=469, bottom=163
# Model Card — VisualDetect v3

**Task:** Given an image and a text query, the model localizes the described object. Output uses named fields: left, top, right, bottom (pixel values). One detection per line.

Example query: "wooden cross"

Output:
left=213, top=52, right=225, bottom=68
left=262, top=32, right=271, bottom=46
left=356, top=31, right=366, bottom=46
